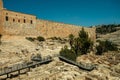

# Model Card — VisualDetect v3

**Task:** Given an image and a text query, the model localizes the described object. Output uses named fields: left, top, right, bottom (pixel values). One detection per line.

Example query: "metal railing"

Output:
left=0, top=53, right=95, bottom=79
left=0, top=56, right=52, bottom=77
left=59, top=55, right=95, bottom=71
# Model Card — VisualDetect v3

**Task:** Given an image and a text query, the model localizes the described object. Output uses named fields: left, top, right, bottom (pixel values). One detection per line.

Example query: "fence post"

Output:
left=7, top=73, right=9, bottom=78
left=18, top=70, right=20, bottom=74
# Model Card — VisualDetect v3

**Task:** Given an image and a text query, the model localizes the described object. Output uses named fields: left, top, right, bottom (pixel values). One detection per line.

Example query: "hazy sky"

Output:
left=3, top=0, right=120, bottom=27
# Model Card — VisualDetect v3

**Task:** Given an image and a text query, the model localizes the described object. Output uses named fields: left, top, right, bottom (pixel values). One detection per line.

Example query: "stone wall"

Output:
left=0, top=0, right=96, bottom=41
left=0, top=9, right=96, bottom=42
left=1, top=9, right=36, bottom=25
left=3, top=21, right=40, bottom=36
left=37, top=19, right=96, bottom=41
left=0, top=8, right=3, bottom=34
left=0, top=9, right=39, bottom=36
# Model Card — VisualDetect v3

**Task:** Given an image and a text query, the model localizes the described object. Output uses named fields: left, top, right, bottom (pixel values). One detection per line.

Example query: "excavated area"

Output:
left=0, top=35, right=120, bottom=80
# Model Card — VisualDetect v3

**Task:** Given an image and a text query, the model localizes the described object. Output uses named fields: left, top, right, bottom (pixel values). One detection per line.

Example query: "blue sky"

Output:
left=3, top=0, right=120, bottom=27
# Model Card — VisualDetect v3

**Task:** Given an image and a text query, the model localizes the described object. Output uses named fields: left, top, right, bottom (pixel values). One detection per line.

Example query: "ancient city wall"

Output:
left=0, top=9, right=3, bottom=34
left=37, top=19, right=96, bottom=41
left=0, top=9, right=96, bottom=41
left=0, top=0, right=96, bottom=41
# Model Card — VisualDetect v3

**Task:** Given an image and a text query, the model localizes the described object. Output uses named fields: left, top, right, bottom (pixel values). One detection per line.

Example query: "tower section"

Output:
left=0, top=0, right=3, bottom=10
left=0, top=0, right=4, bottom=34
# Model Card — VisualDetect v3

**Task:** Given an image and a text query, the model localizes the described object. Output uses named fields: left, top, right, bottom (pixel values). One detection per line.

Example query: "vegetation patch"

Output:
left=60, top=28, right=93, bottom=61
left=96, top=24, right=120, bottom=34
left=26, top=36, right=45, bottom=42
left=96, top=40, right=118, bottom=55
left=49, top=37, right=62, bottom=41
left=26, top=37, right=35, bottom=42
left=37, top=36, right=45, bottom=42
left=60, top=45, right=77, bottom=61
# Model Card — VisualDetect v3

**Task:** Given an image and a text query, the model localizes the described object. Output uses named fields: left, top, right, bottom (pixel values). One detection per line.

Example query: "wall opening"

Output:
left=5, top=16, right=9, bottom=21
left=24, top=19, right=26, bottom=23
left=31, top=20, right=33, bottom=24
left=13, top=19, right=15, bottom=22
left=18, top=19, right=20, bottom=23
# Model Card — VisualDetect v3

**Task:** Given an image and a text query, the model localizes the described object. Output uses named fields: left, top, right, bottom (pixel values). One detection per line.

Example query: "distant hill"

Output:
left=96, top=24, right=120, bottom=34
left=96, top=24, right=120, bottom=49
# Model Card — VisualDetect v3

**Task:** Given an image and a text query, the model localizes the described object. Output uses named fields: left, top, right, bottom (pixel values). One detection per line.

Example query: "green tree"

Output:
left=79, top=28, right=88, bottom=39
left=59, top=28, right=93, bottom=61
left=69, top=34, right=74, bottom=48
left=72, top=28, right=93, bottom=55
left=60, top=45, right=77, bottom=61
left=96, top=40, right=118, bottom=55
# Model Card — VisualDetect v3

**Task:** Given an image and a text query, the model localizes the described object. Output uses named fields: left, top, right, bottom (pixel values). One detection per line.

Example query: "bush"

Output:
left=60, top=45, right=77, bottom=61
left=37, top=36, right=45, bottom=42
left=96, top=40, right=118, bottom=55
left=70, top=28, right=93, bottom=55
left=49, top=37, right=57, bottom=40
left=69, top=34, right=74, bottom=48
left=78, top=28, right=93, bottom=54
left=50, top=37, right=62, bottom=41
left=26, top=37, right=35, bottom=42
left=59, top=28, right=93, bottom=61
left=96, top=44, right=104, bottom=55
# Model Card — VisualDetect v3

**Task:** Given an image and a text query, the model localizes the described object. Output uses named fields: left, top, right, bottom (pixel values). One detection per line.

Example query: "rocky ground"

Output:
left=0, top=35, right=120, bottom=80
left=0, top=35, right=66, bottom=68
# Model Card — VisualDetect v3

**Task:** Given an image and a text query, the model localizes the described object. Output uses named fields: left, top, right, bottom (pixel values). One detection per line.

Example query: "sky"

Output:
left=3, top=0, right=120, bottom=27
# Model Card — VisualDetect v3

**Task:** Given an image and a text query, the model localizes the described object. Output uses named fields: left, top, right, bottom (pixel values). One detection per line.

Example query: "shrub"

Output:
left=59, top=28, right=93, bottom=61
left=26, top=37, right=35, bottom=42
left=50, top=37, right=57, bottom=40
left=69, top=34, right=74, bottom=48
left=104, top=40, right=118, bottom=51
left=96, top=44, right=104, bottom=55
left=50, top=37, right=62, bottom=41
left=96, top=40, right=118, bottom=55
left=37, top=36, right=45, bottom=42
left=71, top=28, right=93, bottom=55
left=60, top=45, right=77, bottom=61
left=78, top=28, right=93, bottom=54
